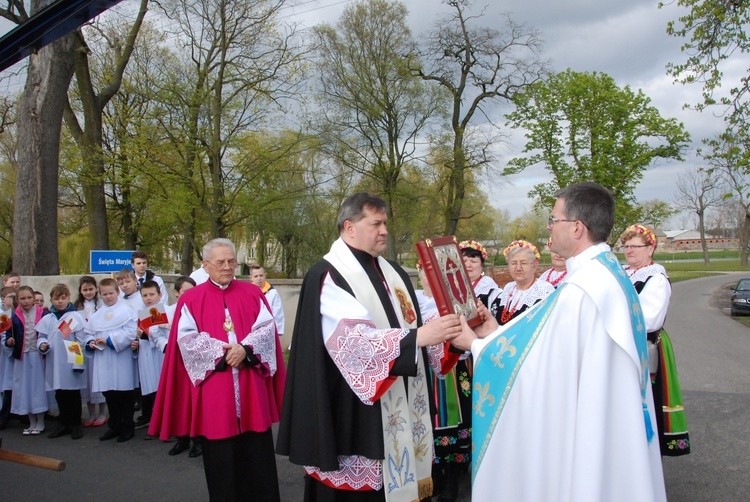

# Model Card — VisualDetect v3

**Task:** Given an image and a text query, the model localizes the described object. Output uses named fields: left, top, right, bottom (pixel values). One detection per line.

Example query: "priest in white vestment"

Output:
left=454, top=182, right=667, bottom=502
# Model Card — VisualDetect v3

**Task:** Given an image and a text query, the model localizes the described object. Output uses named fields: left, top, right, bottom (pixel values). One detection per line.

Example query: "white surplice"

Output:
left=471, top=243, right=666, bottom=502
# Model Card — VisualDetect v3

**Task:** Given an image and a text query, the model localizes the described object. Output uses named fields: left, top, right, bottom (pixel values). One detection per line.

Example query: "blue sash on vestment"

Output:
left=471, top=283, right=564, bottom=482
left=471, top=251, right=653, bottom=483
left=594, top=251, right=654, bottom=443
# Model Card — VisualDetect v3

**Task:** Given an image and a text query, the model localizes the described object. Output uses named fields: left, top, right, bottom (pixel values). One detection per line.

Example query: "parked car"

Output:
left=731, top=278, right=750, bottom=316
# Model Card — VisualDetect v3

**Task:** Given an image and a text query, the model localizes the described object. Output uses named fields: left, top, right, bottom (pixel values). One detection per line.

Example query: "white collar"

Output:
left=566, top=242, right=611, bottom=276
left=210, top=278, right=231, bottom=290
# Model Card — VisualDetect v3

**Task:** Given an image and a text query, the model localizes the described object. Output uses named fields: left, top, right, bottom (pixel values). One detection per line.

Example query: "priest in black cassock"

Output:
left=277, top=192, right=470, bottom=502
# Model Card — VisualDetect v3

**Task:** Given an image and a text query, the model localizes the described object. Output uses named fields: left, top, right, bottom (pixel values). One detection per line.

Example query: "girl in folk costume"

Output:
left=621, top=224, right=690, bottom=456
left=37, top=284, right=87, bottom=439
left=84, top=279, right=139, bottom=443
left=74, top=275, right=108, bottom=427
left=491, top=240, right=555, bottom=325
left=539, top=237, right=568, bottom=288
left=2, top=286, right=49, bottom=435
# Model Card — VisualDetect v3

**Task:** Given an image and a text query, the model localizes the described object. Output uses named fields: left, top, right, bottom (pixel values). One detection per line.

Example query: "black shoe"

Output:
left=168, top=437, right=190, bottom=456
left=99, top=429, right=120, bottom=441
left=47, top=426, right=72, bottom=439
left=117, top=430, right=135, bottom=443
left=134, top=416, right=150, bottom=430
left=71, top=426, right=83, bottom=440
left=188, top=441, right=203, bottom=458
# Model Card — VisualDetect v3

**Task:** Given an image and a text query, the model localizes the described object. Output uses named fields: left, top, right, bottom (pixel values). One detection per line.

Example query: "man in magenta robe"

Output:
left=149, top=238, right=286, bottom=501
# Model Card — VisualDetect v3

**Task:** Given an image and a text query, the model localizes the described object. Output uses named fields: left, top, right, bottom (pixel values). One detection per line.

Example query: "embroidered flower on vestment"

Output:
left=384, top=410, right=406, bottom=441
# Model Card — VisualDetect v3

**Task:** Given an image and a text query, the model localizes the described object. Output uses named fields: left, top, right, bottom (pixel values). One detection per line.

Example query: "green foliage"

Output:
left=506, top=69, right=690, bottom=240
left=663, top=0, right=750, bottom=117
left=311, top=0, right=441, bottom=258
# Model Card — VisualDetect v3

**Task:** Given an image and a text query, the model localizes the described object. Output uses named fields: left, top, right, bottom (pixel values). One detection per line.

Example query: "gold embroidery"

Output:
left=490, top=335, right=517, bottom=368
left=473, top=381, right=495, bottom=417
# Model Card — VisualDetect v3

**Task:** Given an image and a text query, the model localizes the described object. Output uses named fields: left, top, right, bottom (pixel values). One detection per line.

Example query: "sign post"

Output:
left=89, top=250, right=136, bottom=274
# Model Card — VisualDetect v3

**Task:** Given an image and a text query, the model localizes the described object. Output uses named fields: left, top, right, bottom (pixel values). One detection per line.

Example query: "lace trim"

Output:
left=473, top=275, right=500, bottom=298
left=495, top=280, right=555, bottom=308
left=325, top=318, right=408, bottom=403
left=422, top=311, right=446, bottom=379
left=239, top=318, right=277, bottom=376
left=624, top=263, right=668, bottom=285
left=305, top=455, right=382, bottom=491
left=178, top=331, right=225, bottom=386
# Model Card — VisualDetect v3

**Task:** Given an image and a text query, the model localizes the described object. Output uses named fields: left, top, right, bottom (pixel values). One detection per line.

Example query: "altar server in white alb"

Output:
left=454, top=182, right=666, bottom=502
left=131, top=280, right=169, bottom=431
left=85, top=279, right=139, bottom=443
left=37, top=284, right=87, bottom=440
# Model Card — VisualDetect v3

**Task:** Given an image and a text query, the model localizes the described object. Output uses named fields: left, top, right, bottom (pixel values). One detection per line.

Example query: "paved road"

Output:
left=662, top=272, right=750, bottom=502
left=1, top=273, right=748, bottom=500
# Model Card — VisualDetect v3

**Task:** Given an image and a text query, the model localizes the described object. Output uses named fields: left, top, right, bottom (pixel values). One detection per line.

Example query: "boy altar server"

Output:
left=85, top=279, right=139, bottom=443
left=132, top=280, right=168, bottom=430
left=37, top=284, right=87, bottom=439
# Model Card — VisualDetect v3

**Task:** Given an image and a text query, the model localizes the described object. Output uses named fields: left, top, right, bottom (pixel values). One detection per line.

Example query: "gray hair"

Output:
left=202, top=238, right=236, bottom=261
left=337, top=192, right=388, bottom=232
left=506, top=247, right=537, bottom=263
left=554, top=182, right=615, bottom=243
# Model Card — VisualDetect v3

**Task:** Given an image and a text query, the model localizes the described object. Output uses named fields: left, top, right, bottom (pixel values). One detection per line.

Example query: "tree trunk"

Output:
left=12, top=6, right=75, bottom=274
left=697, top=210, right=710, bottom=266
left=741, top=212, right=750, bottom=267
left=444, top=129, right=466, bottom=236
left=180, top=209, right=197, bottom=275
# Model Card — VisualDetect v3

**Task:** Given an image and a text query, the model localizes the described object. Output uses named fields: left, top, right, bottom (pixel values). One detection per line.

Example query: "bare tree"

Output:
left=674, top=166, right=724, bottom=265
left=312, top=0, right=442, bottom=258
left=2, top=0, right=76, bottom=274
left=63, top=0, right=149, bottom=250
left=413, top=0, right=548, bottom=235
left=703, top=131, right=750, bottom=265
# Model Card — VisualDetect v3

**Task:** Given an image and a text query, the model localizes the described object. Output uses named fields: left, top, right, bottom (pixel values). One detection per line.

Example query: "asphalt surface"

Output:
left=1, top=273, right=748, bottom=501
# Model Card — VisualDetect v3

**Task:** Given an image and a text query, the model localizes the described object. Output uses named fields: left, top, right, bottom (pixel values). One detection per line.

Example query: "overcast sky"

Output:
left=2, top=0, right=744, bottom=228
left=286, top=0, right=744, bottom=227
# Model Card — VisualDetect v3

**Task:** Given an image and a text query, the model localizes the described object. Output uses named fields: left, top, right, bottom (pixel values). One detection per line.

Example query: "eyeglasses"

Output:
left=548, top=216, right=577, bottom=226
left=509, top=261, right=533, bottom=268
left=205, top=259, right=238, bottom=269
left=621, top=245, right=650, bottom=250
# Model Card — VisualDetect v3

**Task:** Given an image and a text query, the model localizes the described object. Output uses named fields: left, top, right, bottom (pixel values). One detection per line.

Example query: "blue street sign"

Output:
left=90, top=250, right=136, bottom=273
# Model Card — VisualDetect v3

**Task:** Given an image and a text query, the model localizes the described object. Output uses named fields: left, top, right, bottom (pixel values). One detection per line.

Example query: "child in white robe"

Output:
left=37, top=284, right=87, bottom=439
left=74, top=276, right=107, bottom=427
left=131, top=280, right=168, bottom=431
left=5, top=286, right=48, bottom=435
left=85, top=279, right=138, bottom=443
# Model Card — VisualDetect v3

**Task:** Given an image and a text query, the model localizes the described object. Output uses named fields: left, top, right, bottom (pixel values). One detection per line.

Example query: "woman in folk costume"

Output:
left=538, top=237, right=568, bottom=288
left=427, top=241, right=501, bottom=502
left=621, top=224, right=690, bottom=456
left=491, top=240, right=555, bottom=325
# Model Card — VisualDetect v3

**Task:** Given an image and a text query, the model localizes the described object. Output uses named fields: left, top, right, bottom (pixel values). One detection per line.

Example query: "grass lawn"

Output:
left=659, top=258, right=750, bottom=283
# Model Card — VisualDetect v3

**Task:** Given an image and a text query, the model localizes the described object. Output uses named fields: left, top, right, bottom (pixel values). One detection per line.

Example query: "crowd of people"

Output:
left=0, top=184, right=690, bottom=502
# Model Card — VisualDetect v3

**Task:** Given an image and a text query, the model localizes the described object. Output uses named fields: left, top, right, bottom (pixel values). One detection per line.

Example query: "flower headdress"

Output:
left=623, top=224, right=657, bottom=247
left=503, top=239, right=541, bottom=262
left=459, top=240, right=487, bottom=260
